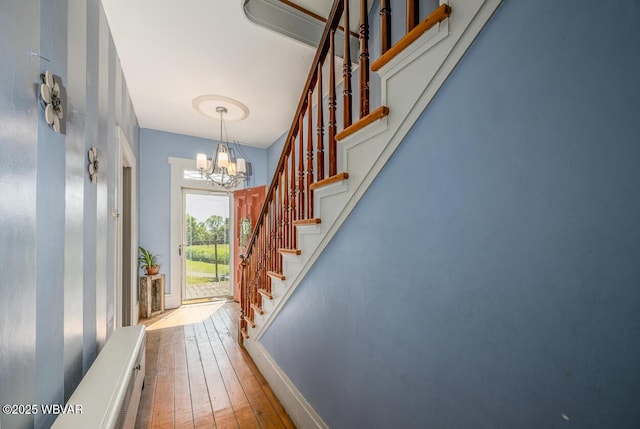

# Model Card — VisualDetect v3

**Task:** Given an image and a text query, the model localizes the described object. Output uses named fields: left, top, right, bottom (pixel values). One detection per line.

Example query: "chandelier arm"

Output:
left=197, top=105, right=248, bottom=188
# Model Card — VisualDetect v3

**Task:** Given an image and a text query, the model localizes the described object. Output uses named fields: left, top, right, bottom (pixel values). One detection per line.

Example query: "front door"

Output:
left=233, top=186, right=266, bottom=301
left=182, top=190, right=231, bottom=304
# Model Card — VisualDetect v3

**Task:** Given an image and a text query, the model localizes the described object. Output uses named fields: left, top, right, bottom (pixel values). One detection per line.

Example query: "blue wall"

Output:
left=261, top=0, right=640, bottom=427
left=267, top=130, right=287, bottom=178
left=139, top=128, right=267, bottom=296
left=0, top=1, right=139, bottom=427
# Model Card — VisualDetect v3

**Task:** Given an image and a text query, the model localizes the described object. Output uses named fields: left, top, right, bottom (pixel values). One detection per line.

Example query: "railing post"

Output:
left=329, top=29, right=337, bottom=177
left=306, top=89, right=314, bottom=218
left=277, top=176, right=283, bottom=271
left=239, top=256, right=247, bottom=344
left=282, top=157, right=289, bottom=249
left=289, top=148, right=296, bottom=248
left=297, top=115, right=305, bottom=221
left=407, top=0, right=418, bottom=32
left=316, top=61, right=325, bottom=182
left=270, top=196, right=277, bottom=275
left=343, top=0, right=352, bottom=128
left=359, top=0, right=370, bottom=118
left=380, top=0, right=391, bottom=54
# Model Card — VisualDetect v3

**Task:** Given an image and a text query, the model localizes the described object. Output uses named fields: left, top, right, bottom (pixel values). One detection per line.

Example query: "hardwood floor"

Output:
left=135, top=302, right=295, bottom=428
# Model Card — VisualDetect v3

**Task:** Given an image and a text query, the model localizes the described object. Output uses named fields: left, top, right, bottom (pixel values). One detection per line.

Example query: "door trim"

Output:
left=116, top=127, right=138, bottom=327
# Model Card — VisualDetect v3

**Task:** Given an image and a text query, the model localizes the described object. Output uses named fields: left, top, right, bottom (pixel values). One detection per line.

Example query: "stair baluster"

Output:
left=277, top=172, right=284, bottom=273
left=289, top=145, right=297, bottom=249
left=316, top=62, right=325, bottom=183
left=328, top=29, right=337, bottom=177
left=359, top=0, right=370, bottom=118
left=297, top=115, right=305, bottom=222
left=407, top=0, right=418, bottom=32
left=343, top=0, right=352, bottom=128
left=380, top=0, right=391, bottom=54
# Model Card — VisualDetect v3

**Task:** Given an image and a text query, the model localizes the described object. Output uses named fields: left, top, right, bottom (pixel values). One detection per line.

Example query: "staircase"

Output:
left=239, top=0, right=502, bottom=426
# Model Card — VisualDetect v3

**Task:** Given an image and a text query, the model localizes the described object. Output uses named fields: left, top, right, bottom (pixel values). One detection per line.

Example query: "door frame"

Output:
left=168, top=157, right=243, bottom=309
left=115, top=127, right=138, bottom=327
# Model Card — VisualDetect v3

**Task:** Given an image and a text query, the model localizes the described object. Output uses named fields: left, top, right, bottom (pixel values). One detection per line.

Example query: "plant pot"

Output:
left=146, top=266, right=159, bottom=275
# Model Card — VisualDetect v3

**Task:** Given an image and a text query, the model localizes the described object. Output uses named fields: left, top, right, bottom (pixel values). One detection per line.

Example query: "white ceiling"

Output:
left=101, top=0, right=333, bottom=148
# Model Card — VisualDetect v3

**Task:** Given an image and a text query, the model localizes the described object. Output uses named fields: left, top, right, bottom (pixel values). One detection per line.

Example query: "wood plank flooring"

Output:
left=135, top=302, right=295, bottom=429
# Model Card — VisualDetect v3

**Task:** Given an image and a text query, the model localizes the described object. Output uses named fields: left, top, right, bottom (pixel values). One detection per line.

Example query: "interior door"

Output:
left=233, top=185, right=266, bottom=301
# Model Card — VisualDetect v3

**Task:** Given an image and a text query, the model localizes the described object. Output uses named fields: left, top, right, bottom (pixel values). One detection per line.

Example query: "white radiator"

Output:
left=52, top=325, right=146, bottom=429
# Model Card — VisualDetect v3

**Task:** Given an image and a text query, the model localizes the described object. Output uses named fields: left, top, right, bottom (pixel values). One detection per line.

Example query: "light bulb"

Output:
left=196, top=153, right=208, bottom=170
left=237, top=158, right=246, bottom=173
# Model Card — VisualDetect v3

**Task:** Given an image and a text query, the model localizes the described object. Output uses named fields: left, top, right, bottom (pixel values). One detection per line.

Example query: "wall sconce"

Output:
left=88, top=147, right=99, bottom=183
left=39, top=70, right=64, bottom=133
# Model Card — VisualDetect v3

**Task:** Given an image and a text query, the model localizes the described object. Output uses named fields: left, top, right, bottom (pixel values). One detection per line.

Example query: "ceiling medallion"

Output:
left=192, top=95, right=250, bottom=122
left=39, top=70, right=64, bottom=133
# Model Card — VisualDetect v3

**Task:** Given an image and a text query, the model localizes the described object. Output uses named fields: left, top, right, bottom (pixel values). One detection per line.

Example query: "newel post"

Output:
left=239, top=256, right=248, bottom=346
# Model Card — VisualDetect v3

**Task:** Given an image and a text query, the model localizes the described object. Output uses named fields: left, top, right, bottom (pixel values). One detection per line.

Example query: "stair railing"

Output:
left=239, top=0, right=452, bottom=340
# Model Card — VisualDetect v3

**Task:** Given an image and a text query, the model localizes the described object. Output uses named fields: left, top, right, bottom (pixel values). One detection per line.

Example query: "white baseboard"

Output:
left=246, top=341, right=328, bottom=429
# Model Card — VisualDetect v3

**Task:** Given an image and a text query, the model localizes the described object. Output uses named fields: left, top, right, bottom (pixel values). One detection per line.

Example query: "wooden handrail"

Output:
left=372, top=3, right=451, bottom=72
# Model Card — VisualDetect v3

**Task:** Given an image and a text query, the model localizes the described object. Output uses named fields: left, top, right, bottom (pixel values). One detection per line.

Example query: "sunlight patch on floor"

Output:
left=146, top=301, right=225, bottom=330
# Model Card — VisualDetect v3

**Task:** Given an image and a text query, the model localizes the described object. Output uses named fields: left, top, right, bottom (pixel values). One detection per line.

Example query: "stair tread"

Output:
left=267, top=271, right=286, bottom=281
left=278, top=248, right=302, bottom=255
left=258, top=288, right=273, bottom=299
left=251, top=303, right=264, bottom=315
left=244, top=315, right=256, bottom=329
left=310, top=172, right=349, bottom=190
left=336, top=106, right=389, bottom=141
left=293, top=218, right=322, bottom=226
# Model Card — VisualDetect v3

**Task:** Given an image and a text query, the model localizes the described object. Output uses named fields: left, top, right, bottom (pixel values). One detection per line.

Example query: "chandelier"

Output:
left=196, top=106, right=248, bottom=189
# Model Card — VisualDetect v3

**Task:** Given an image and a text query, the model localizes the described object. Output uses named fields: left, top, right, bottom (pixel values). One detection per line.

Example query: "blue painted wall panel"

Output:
left=0, top=1, right=40, bottom=427
left=64, top=0, right=88, bottom=401
left=83, top=0, right=100, bottom=374
left=34, top=0, right=67, bottom=425
left=262, top=0, right=640, bottom=427
left=266, top=130, right=286, bottom=178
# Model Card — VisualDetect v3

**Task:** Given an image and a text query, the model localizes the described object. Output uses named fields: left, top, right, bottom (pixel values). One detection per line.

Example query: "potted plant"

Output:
left=138, top=246, right=161, bottom=275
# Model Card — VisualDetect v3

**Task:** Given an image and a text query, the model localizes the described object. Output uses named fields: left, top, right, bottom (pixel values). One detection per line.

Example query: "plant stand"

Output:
left=140, top=274, right=165, bottom=319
